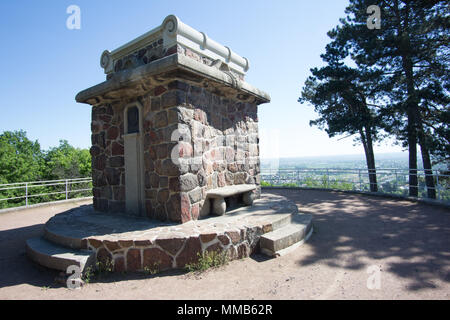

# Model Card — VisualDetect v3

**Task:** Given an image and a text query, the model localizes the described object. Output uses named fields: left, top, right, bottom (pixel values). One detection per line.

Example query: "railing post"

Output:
left=65, top=179, right=69, bottom=200
left=436, top=170, right=440, bottom=201
left=394, top=169, right=398, bottom=191
left=358, top=169, right=362, bottom=191
left=25, top=183, right=28, bottom=207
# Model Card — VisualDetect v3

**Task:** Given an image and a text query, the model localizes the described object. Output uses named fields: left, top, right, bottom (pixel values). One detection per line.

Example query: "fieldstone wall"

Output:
left=90, top=79, right=261, bottom=223
left=82, top=228, right=259, bottom=272
left=91, top=104, right=126, bottom=213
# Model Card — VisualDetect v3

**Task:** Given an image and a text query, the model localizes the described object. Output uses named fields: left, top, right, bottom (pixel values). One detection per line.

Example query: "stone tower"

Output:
left=76, top=15, right=270, bottom=223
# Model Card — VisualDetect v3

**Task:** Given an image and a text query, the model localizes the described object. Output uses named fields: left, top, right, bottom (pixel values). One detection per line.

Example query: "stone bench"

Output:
left=207, top=184, right=257, bottom=215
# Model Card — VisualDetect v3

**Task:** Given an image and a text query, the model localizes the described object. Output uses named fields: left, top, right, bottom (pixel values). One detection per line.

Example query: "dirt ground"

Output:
left=0, top=189, right=448, bottom=300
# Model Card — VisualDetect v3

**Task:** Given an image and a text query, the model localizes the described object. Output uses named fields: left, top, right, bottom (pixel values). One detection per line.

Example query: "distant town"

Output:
left=261, top=153, right=449, bottom=202
left=261, top=152, right=445, bottom=171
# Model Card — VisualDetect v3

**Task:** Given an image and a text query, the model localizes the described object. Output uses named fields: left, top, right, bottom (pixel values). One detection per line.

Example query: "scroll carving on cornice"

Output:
left=211, top=59, right=242, bottom=89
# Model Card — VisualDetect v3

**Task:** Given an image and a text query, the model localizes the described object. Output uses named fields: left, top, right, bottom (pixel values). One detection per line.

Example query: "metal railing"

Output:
left=0, top=178, right=92, bottom=209
left=1, top=169, right=448, bottom=209
left=261, top=168, right=450, bottom=203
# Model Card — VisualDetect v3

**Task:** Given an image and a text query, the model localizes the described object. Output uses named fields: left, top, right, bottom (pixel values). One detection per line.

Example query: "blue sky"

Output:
left=0, top=0, right=404, bottom=158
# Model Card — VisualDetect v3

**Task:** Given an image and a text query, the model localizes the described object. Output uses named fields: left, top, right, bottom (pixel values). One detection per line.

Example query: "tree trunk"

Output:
left=359, top=127, right=378, bottom=192
left=407, top=111, right=419, bottom=197
left=418, top=129, right=437, bottom=199
left=365, top=126, right=378, bottom=192
left=395, top=1, right=419, bottom=197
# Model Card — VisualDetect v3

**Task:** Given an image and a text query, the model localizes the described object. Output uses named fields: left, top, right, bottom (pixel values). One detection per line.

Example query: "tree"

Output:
left=0, top=131, right=92, bottom=208
left=43, top=140, right=92, bottom=180
left=300, top=42, right=383, bottom=192
left=327, top=0, right=449, bottom=198
left=0, top=130, right=43, bottom=184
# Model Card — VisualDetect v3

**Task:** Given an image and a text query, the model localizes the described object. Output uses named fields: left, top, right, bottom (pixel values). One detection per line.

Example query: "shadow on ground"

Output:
left=1, top=190, right=449, bottom=293
left=0, top=224, right=63, bottom=289
left=266, top=188, right=450, bottom=291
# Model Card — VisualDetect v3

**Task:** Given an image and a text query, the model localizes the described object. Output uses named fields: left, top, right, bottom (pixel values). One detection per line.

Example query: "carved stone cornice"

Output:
left=100, top=15, right=250, bottom=79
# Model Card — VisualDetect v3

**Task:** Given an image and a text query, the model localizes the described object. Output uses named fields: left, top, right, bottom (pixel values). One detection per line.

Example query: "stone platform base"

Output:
left=26, top=193, right=312, bottom=273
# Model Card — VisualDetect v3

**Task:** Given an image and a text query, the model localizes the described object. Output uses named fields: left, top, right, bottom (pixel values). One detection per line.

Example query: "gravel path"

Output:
left=0, top=190, right=448, bottom=300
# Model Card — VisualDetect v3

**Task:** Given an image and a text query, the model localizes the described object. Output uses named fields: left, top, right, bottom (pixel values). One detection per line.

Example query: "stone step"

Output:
left=26, top=237, right=95, bottom=272
left=43, top=225, right=85, bottom=250
left=270, top=212, right=295, bottom=231
left=260, top=214, right=313, bottom=257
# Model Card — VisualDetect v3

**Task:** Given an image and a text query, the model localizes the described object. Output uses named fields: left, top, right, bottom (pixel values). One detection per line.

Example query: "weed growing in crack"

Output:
left=185, top=250, right=229, bottom=273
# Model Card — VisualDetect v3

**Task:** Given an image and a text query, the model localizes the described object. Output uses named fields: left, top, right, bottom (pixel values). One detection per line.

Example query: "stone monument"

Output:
left=76, top=14, right=270, bottom=223
left=26, top=15, right=312, bottom=274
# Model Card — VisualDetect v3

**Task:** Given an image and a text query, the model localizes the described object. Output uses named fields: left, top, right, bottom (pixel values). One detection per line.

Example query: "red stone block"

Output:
left=104, top=240, right=121, bottom=252
left=154, top=85, right=167, bottom=96
left=176, top=237, right=202, bottom=268
left=111, top=142, right=124, bottom=156
left=191, top=203, right=200, bottom=220
left=134, top=239, right=152, bottom=247
left=99, top=114, right=112, bottom=123
left=114, top=256, right=126, bottom=272
left=88, top=238, right=103, bottom=249
left=126, top=249, right=142, bottom=271
left=225, top=231, right=241, bottom=245
left=93, top=155, right=106, bottom=171
left=118, top=240, right=134, bottom=248
left=91, top=121, right=100, bottom=133
left=155, top=238, right=185, bottom=256
left=107, top=126, right=119, bottom=140
left=200, top=233, right=217, bottom=243
left=90, top=145, right=101, bottom=157
left=218, top=173, right=226, bottom=187
left=180, top=193, right=191, bottom=223
left=179, top=142, right=193, bottom=158
left=143, top=248, right=173, bottom=271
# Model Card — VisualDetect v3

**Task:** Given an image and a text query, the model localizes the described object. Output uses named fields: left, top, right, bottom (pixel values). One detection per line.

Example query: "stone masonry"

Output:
left=91, top=80, right=261, bottom=223
left=78, top=15, right=270, bottom=223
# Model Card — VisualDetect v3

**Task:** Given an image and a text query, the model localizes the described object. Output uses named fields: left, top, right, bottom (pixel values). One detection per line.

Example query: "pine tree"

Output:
left=300, top=41, right=383, bottom=192
left=328, top=0, right=449, bottom=198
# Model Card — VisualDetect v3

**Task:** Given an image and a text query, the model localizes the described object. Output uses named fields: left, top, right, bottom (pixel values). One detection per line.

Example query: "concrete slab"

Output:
left=29, top=193, right=304, bottom=272
left=207, top=184, right=256, bottom=198
left=26, top=237, right=94, bottom=272
left=44, top=194, right=297, bottom=244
